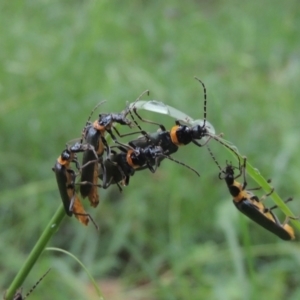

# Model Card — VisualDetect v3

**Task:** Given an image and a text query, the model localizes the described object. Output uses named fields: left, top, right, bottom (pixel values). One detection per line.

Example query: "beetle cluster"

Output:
left=53, top=77, right=297, bottom=240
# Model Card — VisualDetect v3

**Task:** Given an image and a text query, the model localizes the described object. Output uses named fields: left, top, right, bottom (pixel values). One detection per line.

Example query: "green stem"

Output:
left=5, top=204, right=65, bottom=300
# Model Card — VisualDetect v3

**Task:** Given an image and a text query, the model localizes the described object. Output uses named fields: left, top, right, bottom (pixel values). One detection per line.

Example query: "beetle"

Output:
left=98, top=143, right=200, bottom=190
left=129, top=77, right=212, bottom=150
left=208, top=147, right=296, bottom=241
left=53, top=143, right=99, bottom=229
left=127, top=77, right=219, bottom=172
left=80, top=91, right=150, bottom=202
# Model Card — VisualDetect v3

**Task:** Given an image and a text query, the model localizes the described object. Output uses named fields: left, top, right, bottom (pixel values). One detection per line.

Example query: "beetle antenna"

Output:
left=23, top=268, right=51, bottom=299
left=194, top=77, right=207, bottom=128
left=164, top=154, right=200, bottom=177
left=207, top=145, right=222, bottom=171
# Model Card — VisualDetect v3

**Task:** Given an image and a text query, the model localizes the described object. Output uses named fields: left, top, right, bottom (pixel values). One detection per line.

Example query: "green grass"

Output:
left=1, top=0, right=300, bottom=299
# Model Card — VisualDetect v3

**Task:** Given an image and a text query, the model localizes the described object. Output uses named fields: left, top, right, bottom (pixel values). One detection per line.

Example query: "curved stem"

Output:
left=5, top=204, right=65, bottom=300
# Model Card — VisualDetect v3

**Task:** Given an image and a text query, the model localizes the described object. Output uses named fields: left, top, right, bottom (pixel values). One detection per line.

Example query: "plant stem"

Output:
left=5, top=204, right=65, bottom=300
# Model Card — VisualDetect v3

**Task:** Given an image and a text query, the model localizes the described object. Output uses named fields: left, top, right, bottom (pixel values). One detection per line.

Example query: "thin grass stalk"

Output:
left=5, top=204, right=65, bottom=300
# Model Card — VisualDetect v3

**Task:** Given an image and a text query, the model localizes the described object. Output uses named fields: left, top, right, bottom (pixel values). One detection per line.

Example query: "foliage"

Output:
left=1, top=0, right=300, bottom=299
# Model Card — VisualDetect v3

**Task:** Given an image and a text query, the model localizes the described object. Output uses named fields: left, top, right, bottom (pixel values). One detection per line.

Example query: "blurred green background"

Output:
left=1, top=0, right=300, bottom=299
